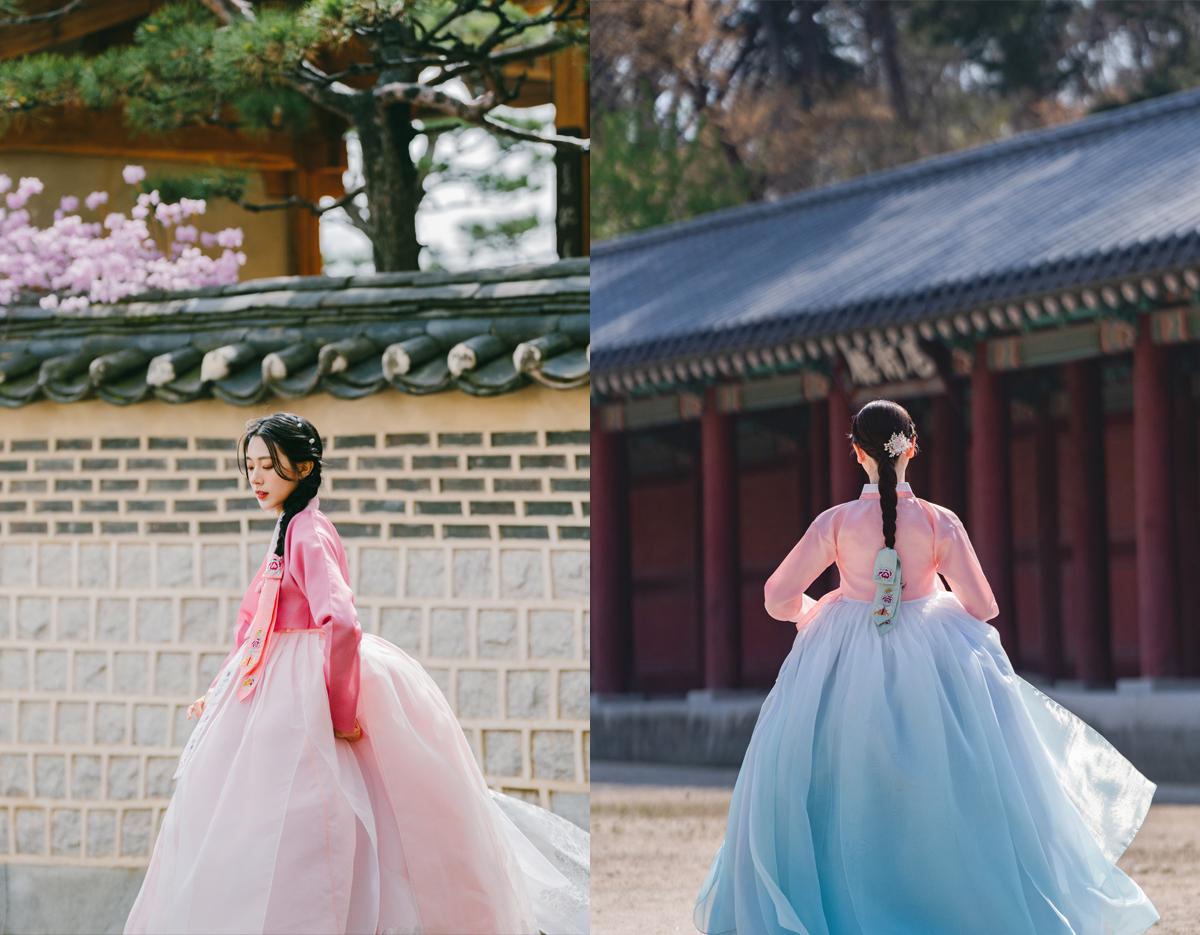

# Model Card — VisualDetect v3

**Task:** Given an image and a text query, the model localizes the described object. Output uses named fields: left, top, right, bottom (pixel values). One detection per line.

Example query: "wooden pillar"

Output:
left=828, top=362, right=858, bottom=505
left=1063, top=359, right=1112, bottom=685
left=1174, top=374, right=1200, bottom=677
left=808, top=399, right=830, bottom=516
left=590, top=409, right=632, bottom=694
left=807, top=399, right=835, bottom=595
left=1034, top=398, right=1063, bottom=680
left=1133, top=316, right=1180, bottom=677
left=701, top=387, right=740, bottom=690
left=931, top=385, right=967, bottom=521
left=970, top=343, right=1017, bottom=656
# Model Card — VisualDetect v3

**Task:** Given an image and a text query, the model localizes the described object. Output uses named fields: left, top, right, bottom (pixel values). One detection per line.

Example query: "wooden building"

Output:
left=591, top=87, right=1200, bottom=696
left=0, top=1, right=588, bottom=276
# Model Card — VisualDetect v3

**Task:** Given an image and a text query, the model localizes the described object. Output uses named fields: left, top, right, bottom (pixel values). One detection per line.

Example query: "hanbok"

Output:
left=694, top=482, right=1158, bottom=935
left=125, top=497, right=588, bottom=935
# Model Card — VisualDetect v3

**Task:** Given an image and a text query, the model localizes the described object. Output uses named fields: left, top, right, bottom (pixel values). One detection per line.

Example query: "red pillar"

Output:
left=590, top=409, right=632, bottom=694
left=828, top=362, right=858, bottom=505
left=701, top=387, right=740, bottom=690
left=808, top=400, right=830, bottom=516
left=931, top=385, right=967, bottom=521
left=1063, top=359, right=1112, bottom=686
left=1133, top=316, right=1180, bottom=678
left=807, top=399, right=834, bottom=594
left=970, top=343, right=1017, bottom=657
left=1034, top=399, right=1063, bottom=680
left=1173, top=375, right=1200, bottom=677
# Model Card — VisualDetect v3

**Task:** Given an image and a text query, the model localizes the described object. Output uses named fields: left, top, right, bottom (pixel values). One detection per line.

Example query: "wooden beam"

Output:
left=0, top=107, right=310, bottom=170
left=0, top=0, right=160, bottom=61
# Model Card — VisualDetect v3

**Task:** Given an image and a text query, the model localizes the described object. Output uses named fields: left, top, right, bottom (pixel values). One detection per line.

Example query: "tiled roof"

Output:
left=0, top=259, right=589, bottom=406
left=592, top=87, right=1200, bottom=376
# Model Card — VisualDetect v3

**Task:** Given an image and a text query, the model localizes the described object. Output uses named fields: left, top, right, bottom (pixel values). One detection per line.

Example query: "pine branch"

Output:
left=0, top=0, right=83, bottom=27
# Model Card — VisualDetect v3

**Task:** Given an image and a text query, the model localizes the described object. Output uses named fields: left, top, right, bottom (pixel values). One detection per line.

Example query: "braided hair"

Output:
left=849, top=399, right=918, bottom=549
left=237, top=412, right=324, bottom=557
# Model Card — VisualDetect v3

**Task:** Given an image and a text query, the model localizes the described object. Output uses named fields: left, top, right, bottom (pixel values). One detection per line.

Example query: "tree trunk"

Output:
left=355, top=97, right=422, bottom=272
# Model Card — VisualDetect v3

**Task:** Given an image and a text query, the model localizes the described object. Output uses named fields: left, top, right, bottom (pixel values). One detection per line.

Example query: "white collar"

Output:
left=861, top=482, right=912, bottom=493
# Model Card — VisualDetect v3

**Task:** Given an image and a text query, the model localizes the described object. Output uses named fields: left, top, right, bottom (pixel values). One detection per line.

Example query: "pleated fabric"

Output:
left=126, top=630, right=588, bottom=935
left=694, top=591, right=1159, bottom=935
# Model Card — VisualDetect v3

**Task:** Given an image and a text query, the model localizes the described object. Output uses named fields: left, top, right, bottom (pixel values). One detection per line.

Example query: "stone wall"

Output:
left=0, top=388, right=590, bottom=877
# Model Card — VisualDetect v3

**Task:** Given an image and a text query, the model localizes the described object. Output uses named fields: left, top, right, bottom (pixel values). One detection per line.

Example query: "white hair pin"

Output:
left=883, top=431, right=910, bottom=459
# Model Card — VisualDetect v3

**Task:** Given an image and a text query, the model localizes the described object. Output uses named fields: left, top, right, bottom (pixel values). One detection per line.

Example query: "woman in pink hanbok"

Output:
left=694, top=398, right=1158, bottom=935
left=125, top=412, right=587, bottom=935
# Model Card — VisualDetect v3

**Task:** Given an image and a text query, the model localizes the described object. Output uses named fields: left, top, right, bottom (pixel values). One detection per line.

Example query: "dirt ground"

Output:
left=591, top=770, right=1200, bottom=935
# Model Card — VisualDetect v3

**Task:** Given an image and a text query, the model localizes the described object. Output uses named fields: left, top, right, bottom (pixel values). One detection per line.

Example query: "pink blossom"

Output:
left=0, top=173, right=245, bottom=310
left=215, top=228, right=243, bottom=249
left=123, top=165, right=147, bottom=185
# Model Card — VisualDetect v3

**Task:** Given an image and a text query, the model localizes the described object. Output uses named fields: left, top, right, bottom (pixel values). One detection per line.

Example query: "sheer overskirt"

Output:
left=694, top=591, right=1159, bottom=935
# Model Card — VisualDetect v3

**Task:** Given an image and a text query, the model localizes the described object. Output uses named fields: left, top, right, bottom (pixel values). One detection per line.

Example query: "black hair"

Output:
left=849, top=399, right=918, bottom=549
left=237, top=412, right=324, bottom=556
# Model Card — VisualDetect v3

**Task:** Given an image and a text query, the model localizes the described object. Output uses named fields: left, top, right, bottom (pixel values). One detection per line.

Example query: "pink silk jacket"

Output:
left=764, top=482, right=1000, bottom=628
left=209, top=497, right=362, bottom=733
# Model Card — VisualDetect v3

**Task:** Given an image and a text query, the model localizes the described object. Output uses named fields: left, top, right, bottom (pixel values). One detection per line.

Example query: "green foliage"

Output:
left=592, top=93, right=753, bottom=241
left=142, top=169, right=251, bottom=204
left=460, top=211, right=540, bottom=260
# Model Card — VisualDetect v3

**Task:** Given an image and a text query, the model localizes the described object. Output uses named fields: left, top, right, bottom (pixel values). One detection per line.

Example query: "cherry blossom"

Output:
left=0, top=166, right=245, bottom=309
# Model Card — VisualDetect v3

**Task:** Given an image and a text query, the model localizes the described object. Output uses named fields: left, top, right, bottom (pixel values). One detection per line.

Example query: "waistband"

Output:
left=836, top=589, right=944, bottom=607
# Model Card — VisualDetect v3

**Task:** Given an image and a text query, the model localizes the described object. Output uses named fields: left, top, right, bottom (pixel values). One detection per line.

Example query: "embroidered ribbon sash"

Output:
left=870, top=546, right=902, bottom=634
left=237, top=550, right=284, bottom=701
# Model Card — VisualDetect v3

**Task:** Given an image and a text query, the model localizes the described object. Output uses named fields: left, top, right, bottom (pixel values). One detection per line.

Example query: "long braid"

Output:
left=877, top=451, right=899, bottom=549
left=274, top=471, right=320, bottom=557
left=849, top=399, right=917, bottom=550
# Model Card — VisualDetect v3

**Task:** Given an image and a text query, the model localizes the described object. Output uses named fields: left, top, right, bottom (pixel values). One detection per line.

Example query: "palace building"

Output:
left=592, top=86, right=1200, bottom=697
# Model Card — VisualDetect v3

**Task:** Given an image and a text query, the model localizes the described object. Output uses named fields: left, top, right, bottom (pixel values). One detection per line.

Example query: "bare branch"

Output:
left=291, top=60, right=361, bottom=118
left=195, top=0, right=255, bottom=24
left=337, top=198, right=372, bottom=238
left=374, top=82, right=498, bottom=121
left=236, top=186, right=366, bottom=217
left=0, top=0, right=83, bottom=27
left=482, top=116, right=589, bottom=152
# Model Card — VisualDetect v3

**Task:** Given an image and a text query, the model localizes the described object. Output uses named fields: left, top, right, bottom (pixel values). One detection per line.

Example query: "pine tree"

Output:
left=0, top=0, right=588, bottom=271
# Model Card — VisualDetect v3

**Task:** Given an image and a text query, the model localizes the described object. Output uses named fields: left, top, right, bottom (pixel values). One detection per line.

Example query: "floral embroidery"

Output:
left=877, top=568, right=893, bottom=580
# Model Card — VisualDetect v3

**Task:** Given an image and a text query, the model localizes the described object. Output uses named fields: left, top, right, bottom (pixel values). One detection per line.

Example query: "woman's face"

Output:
left=245, top=435, right=311, bottom=514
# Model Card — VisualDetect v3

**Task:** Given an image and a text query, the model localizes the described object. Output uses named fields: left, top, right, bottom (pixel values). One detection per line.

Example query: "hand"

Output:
left=334, top=718, right=363, bottom=742
left=186, top=696, right=206, bottom=720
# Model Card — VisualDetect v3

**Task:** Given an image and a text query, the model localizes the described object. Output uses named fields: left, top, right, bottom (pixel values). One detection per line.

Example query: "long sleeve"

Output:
left=764, top=506, right=839, bottom=622
left=933, top=508, right=1000, bottom=621
left=289, top=518, right=362, bottom=733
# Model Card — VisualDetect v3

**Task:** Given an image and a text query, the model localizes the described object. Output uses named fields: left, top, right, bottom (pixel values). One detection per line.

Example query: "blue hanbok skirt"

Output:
left=695, top=590, right=1159, bottom=935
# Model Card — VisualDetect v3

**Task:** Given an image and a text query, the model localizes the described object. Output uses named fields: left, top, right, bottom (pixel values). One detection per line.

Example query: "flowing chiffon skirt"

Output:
left=694, top=590, right=1159, bottom=935
left=125, top=629, right=588, bottom=935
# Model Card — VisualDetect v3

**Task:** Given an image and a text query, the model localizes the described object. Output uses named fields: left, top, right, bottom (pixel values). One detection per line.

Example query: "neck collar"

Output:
left=859, top=482, right=914, bottom=500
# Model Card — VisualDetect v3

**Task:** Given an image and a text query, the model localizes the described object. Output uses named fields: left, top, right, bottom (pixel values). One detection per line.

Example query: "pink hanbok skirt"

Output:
left=124, top=630, right=588, bottom=935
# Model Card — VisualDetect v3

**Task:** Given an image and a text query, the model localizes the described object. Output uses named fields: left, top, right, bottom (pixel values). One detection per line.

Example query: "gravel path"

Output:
left=591, top=769, right=1200, bottom=935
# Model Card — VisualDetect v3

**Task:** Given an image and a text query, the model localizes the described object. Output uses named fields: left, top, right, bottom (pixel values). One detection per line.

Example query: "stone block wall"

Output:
left=0, top=390, right=590, bottom=874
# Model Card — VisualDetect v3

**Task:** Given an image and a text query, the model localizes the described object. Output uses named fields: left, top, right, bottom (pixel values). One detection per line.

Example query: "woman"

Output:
left=693, top=399, right=1158, bottom=935
left=125, top=412, right=588, bottom=935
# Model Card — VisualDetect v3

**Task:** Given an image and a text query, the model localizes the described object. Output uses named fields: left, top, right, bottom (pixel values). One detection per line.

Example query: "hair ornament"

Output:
left=883, top=431, right=910, bottom=459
